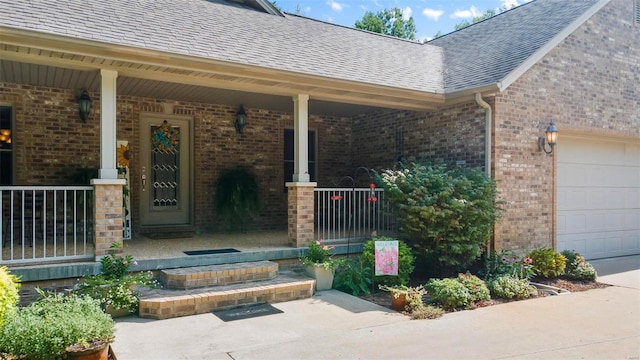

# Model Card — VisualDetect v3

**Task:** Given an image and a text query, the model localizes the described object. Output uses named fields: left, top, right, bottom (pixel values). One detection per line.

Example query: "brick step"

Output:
left=160, top=260, right=279, bottom=289
left=138, top=271, right=314, bottom=320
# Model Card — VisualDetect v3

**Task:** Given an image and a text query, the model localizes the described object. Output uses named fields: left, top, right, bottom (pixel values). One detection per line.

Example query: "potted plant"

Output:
left=379, top=284, right=427, bottom=312
left=301, top=239, right=337, bottom=291
left=77, top=242, right=156, bottom=317
left=0, top=289, right=115, bottom=360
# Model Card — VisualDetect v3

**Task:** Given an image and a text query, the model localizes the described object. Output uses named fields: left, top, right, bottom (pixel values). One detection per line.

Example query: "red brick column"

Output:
left=286, top=182, right=317, bottom=248
left=91, top=179, right=127, bottom=258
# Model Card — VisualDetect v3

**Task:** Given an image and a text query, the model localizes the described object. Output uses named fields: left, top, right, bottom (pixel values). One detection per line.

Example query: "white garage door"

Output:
left=557, top=137, right=640, bottom=260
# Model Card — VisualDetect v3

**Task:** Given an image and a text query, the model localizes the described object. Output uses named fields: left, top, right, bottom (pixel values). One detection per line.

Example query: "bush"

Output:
left=410, top=305, right=445, bottom=320
left=0, top=266, right=20, bottom=327
left=561, top=250, right=597, bottom=281
left=379, top=162, right=501, bottom=272
left=482, top=250, right=535, bottom=280
left=0, top=290, right=114, bottom=360
left=487, top=275, right=537, bottom=300
left=361, top=237, right=414, bottom=286
left=427, top=273, right=490, bottom=310
left=527, top=248, right=566, bottom=278
left=333, top=258, right=372, bottom=296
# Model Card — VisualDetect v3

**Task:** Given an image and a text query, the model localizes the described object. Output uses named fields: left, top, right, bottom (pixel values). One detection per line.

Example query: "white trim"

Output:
left=91, top=179, right=126, bottom=185
left=499, top=0, right=611, bottom=92
left=285, top=182, right=317, bottom=188
left=99, top=69, right=119, bottom=179
left=292, top=94, right=310, bottom=183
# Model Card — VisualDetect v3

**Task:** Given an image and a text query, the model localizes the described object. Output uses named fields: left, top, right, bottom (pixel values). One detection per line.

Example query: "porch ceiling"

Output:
left=0, top=33, right=448, bottom=116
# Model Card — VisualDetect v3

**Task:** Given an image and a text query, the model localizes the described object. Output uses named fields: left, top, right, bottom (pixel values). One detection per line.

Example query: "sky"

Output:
left=273, top=0, right=533, bottom=41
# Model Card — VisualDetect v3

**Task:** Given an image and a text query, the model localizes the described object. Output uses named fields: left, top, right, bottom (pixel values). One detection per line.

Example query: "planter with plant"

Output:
left=77, top=242, right=156, bottom=316
left=215, top=167, right=261, bottom=232
left=0, top=290, right=115, bottom=360
left=378, top=284, right=426, bottom=311
left=301, top=239, right=336, bottom=291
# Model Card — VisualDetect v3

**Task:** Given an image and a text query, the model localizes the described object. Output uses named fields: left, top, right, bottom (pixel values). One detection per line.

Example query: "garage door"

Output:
left=557, top=137, right=640, bottom=260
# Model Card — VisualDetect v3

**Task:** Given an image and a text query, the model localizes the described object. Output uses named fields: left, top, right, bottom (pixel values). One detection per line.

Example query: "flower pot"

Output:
left=65, top=341, right=109, bottom=360
left=305, top=264, right=334, bottom=291
left=105, top=304, right=132, bottom=318
left=390, top=292, right=408, bottom=311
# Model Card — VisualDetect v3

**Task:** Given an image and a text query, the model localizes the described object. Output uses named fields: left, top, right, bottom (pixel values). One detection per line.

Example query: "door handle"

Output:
left=141, top=174, right=146, bottom=192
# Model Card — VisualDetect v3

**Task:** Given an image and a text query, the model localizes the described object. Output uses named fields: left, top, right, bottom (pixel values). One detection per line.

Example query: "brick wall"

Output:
left=493, top=0, right=640, bottom=253
left=0, top=84, right=353, bottom=235
left=352, top=102, right=487, bottom=173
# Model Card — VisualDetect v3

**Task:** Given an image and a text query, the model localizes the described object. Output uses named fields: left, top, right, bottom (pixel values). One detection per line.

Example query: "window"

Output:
left=0, top=105, right=13, bottom=185
left=284, top=128, right=316, bottom=184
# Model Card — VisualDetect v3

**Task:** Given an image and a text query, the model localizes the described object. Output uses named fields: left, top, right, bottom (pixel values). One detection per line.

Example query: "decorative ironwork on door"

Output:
left=151, top=120, right=180, bottom=208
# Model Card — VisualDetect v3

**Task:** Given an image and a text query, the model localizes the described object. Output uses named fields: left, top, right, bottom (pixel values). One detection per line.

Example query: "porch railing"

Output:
left=314, top=187, right=397, bottom=241
left=1, top=186, right=94, bottom=265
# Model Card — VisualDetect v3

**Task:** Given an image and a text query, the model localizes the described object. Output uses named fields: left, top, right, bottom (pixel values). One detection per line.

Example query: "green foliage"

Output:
left=487, top=275, right=537, bottom=300
left=379, top=284, right=426, bottom=310
left=361, top=237, right=415, bottom=286
left=333, top=258, right=372, bottom=296
left=355, top=7, right=417, bottom=40
left=427, top=273, right=490, bottom=310
left=409, top=304, right=445, bottom=320
left=301, top=239, right=336, bottom=269
left=215, top=167, right=261, bottom=231
left=527, top=248, right=566, bottom=278
left=561, top=250, right=597, bottom=281
left=0, top=290, right=114, bottom=360
left=483, top=250, right=535, bottom=280
left=0, top=266, right=20, bottom=327
left=100, top=242, right=133, bottom=280
left=454, top=9, right=496, bottom=30
left=379, top=162, right=501, bottom=272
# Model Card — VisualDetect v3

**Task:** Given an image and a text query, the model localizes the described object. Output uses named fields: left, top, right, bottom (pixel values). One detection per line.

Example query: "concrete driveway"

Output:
left=113, top=255, right=640, bottom=359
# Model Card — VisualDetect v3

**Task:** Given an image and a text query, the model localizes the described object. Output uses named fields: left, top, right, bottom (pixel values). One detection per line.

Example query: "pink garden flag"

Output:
left=374, top=240, right=399, bottom=276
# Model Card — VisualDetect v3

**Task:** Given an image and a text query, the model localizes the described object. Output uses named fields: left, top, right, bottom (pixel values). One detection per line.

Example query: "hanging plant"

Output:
left=215, top=167, right=261, bottom=232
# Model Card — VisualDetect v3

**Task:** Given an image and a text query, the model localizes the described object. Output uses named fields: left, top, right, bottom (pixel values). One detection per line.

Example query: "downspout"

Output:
left=475, top=93, right=493, bottom=255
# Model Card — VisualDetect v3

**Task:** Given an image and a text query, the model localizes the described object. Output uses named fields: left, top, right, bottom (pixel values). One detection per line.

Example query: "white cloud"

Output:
left=327, top=1, right=342, bottom=12
left=402, top=6, right=412, bottom=21
left=303, top=6, right=311, bottom=14
left=501, top=0, right=520, bottom=9
left=422, top=8, right=444, bottom=21
left=450, top=5, right=482, bottom=19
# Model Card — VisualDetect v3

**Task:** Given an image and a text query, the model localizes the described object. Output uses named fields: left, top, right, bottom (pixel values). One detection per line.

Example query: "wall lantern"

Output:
left=235, top=105, right=247, bottom=134
left=538, top=121, right=559, bottom=156
left=77, top=90, right=92, bottom=122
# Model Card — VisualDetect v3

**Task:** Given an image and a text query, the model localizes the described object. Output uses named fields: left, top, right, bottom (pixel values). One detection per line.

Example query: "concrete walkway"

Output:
left=113, top=256, right=640, bottom=359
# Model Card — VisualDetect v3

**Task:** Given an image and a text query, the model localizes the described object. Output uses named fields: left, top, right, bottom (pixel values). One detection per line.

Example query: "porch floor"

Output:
left=122, top=230, right=291, bottom=260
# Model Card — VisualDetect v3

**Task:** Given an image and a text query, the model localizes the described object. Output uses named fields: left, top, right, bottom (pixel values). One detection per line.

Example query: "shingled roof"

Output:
left=0, top=0, right=606, bottom=98
left=429, top=0, right=604, bottom=93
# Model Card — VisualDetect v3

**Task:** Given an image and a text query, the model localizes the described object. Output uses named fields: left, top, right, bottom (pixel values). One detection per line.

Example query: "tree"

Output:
left=454, top=9, right=496, bottom=30
left=355, top=7, right=417, bottom=40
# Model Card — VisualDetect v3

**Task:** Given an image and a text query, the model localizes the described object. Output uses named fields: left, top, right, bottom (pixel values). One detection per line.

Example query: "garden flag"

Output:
left=374, top=240, right=399, bottom=276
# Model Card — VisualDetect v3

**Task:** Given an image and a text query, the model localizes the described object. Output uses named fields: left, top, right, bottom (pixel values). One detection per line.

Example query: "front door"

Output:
left=139, top=114, right=192, bottom=226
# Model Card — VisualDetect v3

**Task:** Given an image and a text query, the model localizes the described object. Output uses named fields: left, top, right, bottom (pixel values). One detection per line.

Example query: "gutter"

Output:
left=475, top=93, right=492, bottom=178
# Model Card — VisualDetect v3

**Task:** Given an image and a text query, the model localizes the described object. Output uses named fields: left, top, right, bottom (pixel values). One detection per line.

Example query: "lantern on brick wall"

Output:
left=77, top=90, right=92, bottom=122
left=235, top=105, right=247, bottom=134
left=538, top=121, right=559, bottom=156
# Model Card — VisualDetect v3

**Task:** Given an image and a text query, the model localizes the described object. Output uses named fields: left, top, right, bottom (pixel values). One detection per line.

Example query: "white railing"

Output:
left=1, top=186, right=94, bottom=265
left=314, top=188, right=397, bottom=241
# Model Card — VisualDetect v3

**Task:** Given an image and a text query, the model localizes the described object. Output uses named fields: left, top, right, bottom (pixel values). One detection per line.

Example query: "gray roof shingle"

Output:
left=0, top=0, right=443, bottom=93
left=428, top=0, right=600, bottom=93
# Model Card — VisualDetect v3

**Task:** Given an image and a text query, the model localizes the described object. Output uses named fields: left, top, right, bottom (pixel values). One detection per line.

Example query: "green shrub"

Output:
left=527, top=248, right=566, bottom=278
left=0, top=290, right=114, bottom=360
left=487, top=275, right=537, bottom=300
left=379, top=162, right=501, bottom=272
left=361, top=237, right=414, bottom=286
left=482, top=250, right=535, bottom=280
left=215, top=167, right=261, bottom=231
left=456, top=273, right=490, bottom=303
left=410, top=305, right=445, bottom=320
left=426, top=278, right=470, bottom=310
left=561, top=250, right=597, bottom=281
left=333, top=258, right=372, bottom=296
left=0, top=266, right=20, bottom=327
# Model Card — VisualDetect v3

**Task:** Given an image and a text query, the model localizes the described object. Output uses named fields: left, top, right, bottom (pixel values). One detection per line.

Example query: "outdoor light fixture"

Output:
left=538, top=121, right=559, bottom=156
left=77, top=90, right=92, bottom=122
left=235, top=105, right=246, bottom=134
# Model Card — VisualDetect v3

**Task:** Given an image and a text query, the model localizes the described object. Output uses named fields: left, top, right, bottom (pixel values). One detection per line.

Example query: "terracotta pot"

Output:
left=105, top=304, right=132, bottom=318
left=390, top=292, right=408, bottom=311
left=305, top=264, right=334, bottom=291
left=66, top=342, right=109, bottom=360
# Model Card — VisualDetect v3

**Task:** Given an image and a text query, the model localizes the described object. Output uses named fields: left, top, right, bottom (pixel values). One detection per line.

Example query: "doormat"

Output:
left=183, top=248, right=240, bottom=255
left=213, top=302, right=283, bottom=322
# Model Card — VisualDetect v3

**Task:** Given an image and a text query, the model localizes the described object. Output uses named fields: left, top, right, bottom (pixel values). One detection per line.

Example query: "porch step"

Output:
left=138, top=270, right=314, bottom=320
left=160, top=260, right=278, bottom=289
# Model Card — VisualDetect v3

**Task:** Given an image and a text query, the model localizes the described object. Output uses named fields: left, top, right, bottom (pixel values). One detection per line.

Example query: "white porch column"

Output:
left=99, top=69, right=119, bottom=179
left=292, top=94, right=310, bottom=182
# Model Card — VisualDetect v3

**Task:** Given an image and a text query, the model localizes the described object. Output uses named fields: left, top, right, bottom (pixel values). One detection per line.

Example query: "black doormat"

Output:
left=213, top=302, right=283, bottom=322
left=183, top=248, right=240, bottom=255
